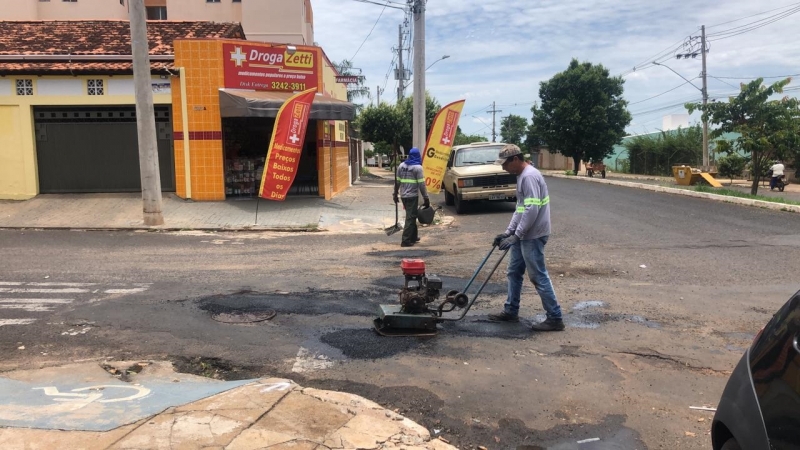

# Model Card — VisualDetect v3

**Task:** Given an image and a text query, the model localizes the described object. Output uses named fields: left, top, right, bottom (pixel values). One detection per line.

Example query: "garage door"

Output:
left=34, top=106, right=175, bottom=193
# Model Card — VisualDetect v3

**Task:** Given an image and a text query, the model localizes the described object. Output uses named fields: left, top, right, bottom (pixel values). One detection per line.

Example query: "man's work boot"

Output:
left=400, top=242, right=414, bottom=247
left=530, top=318, right=565, bottom=331
left=487, top=311, right=519, bottom=322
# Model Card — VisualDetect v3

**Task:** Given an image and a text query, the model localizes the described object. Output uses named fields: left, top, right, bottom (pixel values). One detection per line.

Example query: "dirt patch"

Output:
left=171, top=356, right=262, bottom=380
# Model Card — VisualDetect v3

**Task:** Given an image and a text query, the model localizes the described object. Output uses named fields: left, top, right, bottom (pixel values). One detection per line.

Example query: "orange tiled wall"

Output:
left=172, top=39, right=225, bottom=200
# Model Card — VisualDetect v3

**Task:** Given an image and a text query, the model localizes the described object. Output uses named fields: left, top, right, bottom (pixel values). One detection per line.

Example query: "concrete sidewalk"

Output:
left=0, top=177, right=400, bottom=233
left=0, top=361, right=455, bottom=450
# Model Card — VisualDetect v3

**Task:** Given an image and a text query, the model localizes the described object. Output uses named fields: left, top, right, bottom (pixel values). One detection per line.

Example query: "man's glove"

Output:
left=493, top=233, right=510, bottom=247
left=423, top=197, right=430, bottom=208
left=392, top=193, right=399, bottom=204
left=498, top=234, right=520, bottom=250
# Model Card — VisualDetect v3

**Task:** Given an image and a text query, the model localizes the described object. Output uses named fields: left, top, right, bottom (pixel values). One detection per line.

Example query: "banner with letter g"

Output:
left=421, top=99, right=465, bottom=194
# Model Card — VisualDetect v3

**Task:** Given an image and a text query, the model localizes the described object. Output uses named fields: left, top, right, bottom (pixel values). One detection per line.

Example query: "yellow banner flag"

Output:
left=421, top=100, right=465, bottom=194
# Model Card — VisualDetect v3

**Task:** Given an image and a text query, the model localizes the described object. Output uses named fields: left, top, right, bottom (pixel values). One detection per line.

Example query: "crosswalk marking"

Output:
left=104, top=288, right=149, bottom=294
left=0, top=288, right=90, bottom=294
left=0, top=319, right=37, bottom=326
left=0, top=298, right=74, bottom=304
left=0, top=281, right=151, bottom=328
left=0, top=304, right=56, bottom=312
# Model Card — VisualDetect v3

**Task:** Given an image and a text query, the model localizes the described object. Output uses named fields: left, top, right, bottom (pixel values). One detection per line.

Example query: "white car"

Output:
left=442, top=142, right=517, bottom=214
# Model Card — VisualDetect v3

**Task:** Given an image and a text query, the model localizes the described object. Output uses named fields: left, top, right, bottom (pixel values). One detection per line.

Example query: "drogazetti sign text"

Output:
left=223, top=43, right=319, bottom=92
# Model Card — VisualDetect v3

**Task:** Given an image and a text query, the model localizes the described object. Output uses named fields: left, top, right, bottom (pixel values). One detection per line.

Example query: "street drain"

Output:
left=211, top=310, right=276, bottom=324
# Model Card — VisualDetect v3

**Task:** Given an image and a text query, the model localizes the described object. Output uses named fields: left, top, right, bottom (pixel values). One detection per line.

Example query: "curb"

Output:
left=546, top=173, right=800, bottom=213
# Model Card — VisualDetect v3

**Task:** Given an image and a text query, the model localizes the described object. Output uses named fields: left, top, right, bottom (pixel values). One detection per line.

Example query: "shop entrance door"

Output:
left=34, top=106, right=175, bottom=193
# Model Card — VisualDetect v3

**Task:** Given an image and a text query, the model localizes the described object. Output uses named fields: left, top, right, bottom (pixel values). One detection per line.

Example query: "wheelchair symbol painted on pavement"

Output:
left=34, top=384, right=151, bottom=409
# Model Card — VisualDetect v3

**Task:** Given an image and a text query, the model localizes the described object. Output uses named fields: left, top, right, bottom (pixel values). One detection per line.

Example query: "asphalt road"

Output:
left=1, top=176, right=799, bottom=449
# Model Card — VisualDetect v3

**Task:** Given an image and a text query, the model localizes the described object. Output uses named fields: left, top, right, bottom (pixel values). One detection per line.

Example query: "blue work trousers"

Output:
left=503, top=236, right=562, bottom=320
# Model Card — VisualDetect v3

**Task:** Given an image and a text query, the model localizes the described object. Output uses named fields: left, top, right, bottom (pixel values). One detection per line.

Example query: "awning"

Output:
left=219, top=89, right=356, bottom=121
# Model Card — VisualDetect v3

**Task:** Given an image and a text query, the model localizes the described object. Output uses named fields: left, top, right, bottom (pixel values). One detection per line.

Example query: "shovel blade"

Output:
left=384, top=224, right=402, bottom=236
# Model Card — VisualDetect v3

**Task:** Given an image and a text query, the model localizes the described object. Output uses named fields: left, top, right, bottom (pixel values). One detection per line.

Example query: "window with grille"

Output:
left=16, top=79, right=33, bottom=96
left=87, top=79, right=104, bottom=96
left=207, top=0, right=221, bottom=2
left=62, top=0, right=78, bottom=2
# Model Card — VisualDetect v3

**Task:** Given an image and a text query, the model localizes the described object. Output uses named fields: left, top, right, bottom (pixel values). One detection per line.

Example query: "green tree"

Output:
left=531, top=59, right=632, bottom=172
left=357, top=102, right=406, bottom=158
left=624, top=126, right=703, bottom=175
left=524, top=104, right=546, bottom=153
left=686, top=78, right=800, bottom=194
left=500, top=114, right=528, bottom=147
left=332, top=59, right=370, bottom=112
left=716, top=154, right=747, bottom=185
left=396, top=92, right=441, bottom=152
left=454, top=131, right=486, bottom=146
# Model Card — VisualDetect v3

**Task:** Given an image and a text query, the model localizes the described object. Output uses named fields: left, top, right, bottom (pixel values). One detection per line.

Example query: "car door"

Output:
left=749, top=294, right=800, bottom=449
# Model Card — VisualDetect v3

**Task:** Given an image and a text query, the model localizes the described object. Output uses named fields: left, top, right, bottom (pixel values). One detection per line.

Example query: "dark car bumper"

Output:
left=712, top=349, right=770, bottom=450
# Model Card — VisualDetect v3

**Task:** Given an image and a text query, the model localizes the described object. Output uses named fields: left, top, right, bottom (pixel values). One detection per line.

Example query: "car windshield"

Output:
left=454, top=146, right=504, bottom=167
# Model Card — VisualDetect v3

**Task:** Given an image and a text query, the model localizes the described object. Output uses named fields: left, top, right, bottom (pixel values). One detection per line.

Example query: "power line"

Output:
left=349, top=2, right=388, bottom=62
left=707, top=75, right=740, bottom=89
left=707, top=6, right=800, bottom=41
left=710, top=73, right=800, bottom=79
left=705, top=2, right=800, bottom=29
left=628, top=79, right=698, bottom=105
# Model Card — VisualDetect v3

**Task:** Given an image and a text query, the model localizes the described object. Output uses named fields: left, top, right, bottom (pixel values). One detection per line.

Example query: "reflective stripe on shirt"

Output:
left=396, top=177, right=425, bottom=184
left=516, top=196, right=549, bottom=213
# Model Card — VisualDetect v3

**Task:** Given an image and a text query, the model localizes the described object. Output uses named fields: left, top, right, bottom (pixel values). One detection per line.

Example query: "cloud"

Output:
left=312, top=0, right=800, bottom=136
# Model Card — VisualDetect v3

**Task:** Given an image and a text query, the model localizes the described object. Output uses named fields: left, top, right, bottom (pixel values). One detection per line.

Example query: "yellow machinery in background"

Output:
left=672, top=165, right=723, bottom=187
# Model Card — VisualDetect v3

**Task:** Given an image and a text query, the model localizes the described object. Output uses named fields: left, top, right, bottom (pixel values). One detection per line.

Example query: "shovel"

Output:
left=384, top=150, right=403, bottom=236
left=384, top=201, right=403, bottom=236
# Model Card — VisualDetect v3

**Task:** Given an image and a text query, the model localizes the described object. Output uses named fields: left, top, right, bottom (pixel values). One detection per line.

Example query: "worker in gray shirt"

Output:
left=489, top=144, right=564, bottom=331
left=393, top=147, right=430, bottom=247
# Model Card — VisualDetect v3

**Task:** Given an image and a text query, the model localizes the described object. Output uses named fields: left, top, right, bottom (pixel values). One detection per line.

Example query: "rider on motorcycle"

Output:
left=769, top=160, right=785, bottom=191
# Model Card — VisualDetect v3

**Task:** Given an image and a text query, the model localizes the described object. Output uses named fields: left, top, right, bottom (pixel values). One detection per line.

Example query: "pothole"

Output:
left=101, top=361, right=148, bottom=382
left=211, top=310, right=276, bottom=324
left=171, top=356, right=262, bottom=381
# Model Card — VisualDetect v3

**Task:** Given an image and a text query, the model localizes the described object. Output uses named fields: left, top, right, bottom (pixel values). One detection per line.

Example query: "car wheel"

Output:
left=444, top=188, right=454, bottom=206
left=453, top=186, right=466, bottom=214
left=720, top=438, right=741, bottom=450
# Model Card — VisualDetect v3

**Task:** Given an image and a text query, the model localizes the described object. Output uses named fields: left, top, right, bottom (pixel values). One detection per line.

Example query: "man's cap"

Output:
left=494, top=144, right=523, bottom=165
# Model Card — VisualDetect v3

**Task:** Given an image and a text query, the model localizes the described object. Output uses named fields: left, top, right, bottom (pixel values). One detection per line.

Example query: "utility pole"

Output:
left=129, top=0, right=163, bottom=226
left=487, top=101, right=502, bottom=142
left=396, top=25, right=405, bottom=102
left=700, top=25, right=709, bottom=169
left=377, top=85, right=382, bottom=104
left=411, top=0, right=425, bottom=151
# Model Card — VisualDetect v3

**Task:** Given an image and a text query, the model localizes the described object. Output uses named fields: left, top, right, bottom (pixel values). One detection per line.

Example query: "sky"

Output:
left=310, top=0, right=800, bottom=140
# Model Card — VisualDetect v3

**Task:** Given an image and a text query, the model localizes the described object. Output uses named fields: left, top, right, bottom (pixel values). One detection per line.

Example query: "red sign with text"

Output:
left=259, top=88, right=317, bottom=201
left=223, top=43, right=319, bottom=92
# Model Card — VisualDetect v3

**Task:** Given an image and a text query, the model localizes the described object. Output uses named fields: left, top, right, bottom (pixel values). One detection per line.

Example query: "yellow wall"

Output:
left=0, top=75, right=172, bottom=200
left=0, top=105, right=34, bottom=199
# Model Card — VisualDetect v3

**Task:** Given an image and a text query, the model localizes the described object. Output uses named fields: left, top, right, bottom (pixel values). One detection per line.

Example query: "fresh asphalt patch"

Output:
left=197, top=288, right=393, bottom=317
left=320, top=328, right=435, bottom=359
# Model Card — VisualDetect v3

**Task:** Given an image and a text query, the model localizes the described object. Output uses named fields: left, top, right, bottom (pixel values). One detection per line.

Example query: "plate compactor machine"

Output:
left=373, top=246, right=508, bottom=336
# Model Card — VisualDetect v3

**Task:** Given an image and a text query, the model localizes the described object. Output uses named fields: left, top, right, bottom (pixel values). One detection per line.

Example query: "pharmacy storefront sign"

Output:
left=223, top=43, right=320, bottom=92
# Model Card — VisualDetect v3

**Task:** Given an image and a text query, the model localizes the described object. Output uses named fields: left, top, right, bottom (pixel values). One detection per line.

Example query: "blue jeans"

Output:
left=503, top=236, right=562, bottom=320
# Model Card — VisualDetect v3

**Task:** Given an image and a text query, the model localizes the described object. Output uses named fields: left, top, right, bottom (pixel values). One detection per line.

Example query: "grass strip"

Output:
left=694, top=185, right=800, bottom=206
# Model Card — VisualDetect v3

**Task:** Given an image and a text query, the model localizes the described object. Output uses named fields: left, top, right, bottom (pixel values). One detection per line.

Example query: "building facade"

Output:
left=0, top=0, right=314, bottom=45
left=0, top=20, right=354, bottom=201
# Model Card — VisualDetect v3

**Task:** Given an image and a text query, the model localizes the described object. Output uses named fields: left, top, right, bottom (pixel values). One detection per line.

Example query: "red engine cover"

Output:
left=401, top=258, right=426, bottom=276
